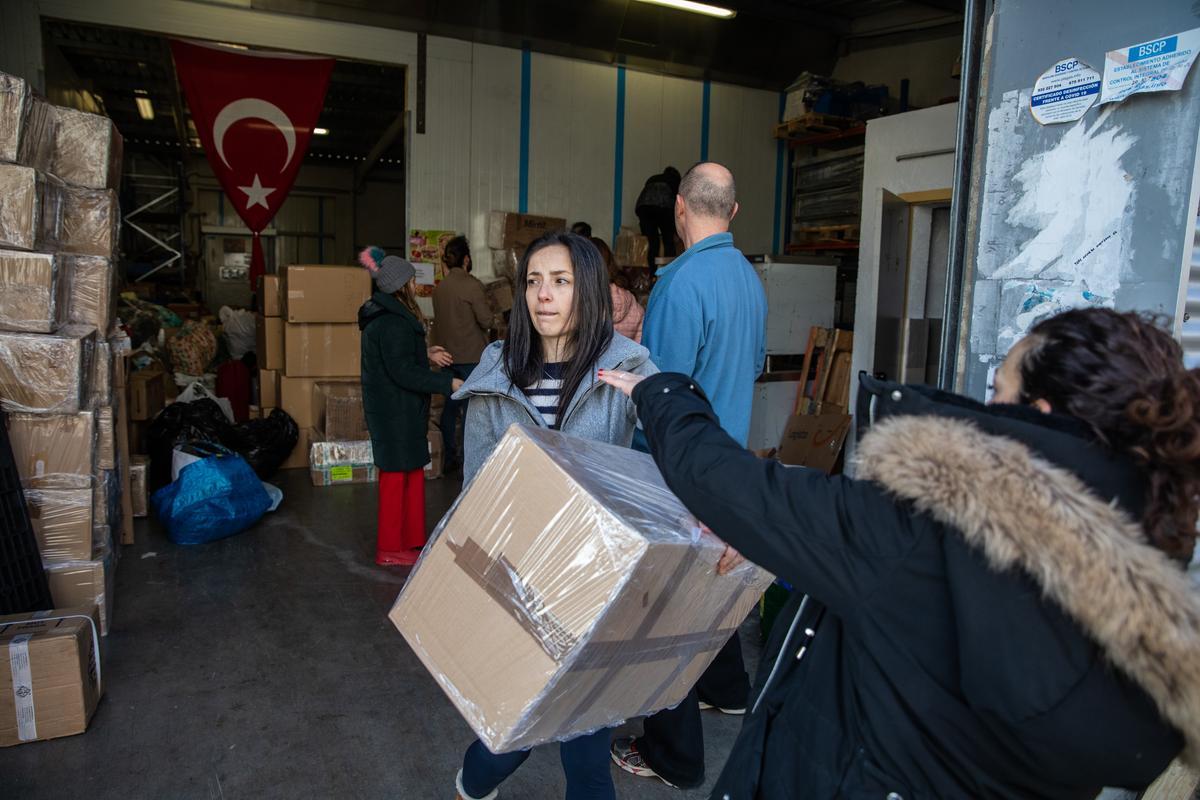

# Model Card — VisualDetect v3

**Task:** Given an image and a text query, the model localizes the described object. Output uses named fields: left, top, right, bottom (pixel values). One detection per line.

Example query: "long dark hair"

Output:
left=503, top=231, right=613, bottom=423
left=1019, top=308, right=1200, bottom=562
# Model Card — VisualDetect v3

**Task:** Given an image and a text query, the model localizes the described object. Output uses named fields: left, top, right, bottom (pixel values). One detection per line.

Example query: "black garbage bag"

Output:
left=145, top=398, right=239, bottom=491
left=232, top=409, right=299, bottom=479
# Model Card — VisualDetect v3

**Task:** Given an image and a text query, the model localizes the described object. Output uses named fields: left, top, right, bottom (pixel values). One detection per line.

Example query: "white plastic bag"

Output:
left=219, top=306, right=257, bottom=359
left=176, top=380, right=235, bottom=423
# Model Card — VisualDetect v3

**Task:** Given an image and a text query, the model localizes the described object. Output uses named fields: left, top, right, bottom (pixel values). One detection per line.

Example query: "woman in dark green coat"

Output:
left=357, top=247, right=463, bottom=565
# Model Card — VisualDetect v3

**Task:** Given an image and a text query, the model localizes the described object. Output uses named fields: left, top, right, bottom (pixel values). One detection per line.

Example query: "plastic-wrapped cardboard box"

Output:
left=0, top=325, right=94, bottom=413
left=47, top=105, right=123, bottom=191
left=0, top=250, right=66, bottom=333
left=0, top=606, right=102, bottom=747
left=490, top=247, right=519, bottom=281
left=0, top=165, right=63, bottom=251
left=63, top=256, right=115, bottom=335
left=60, top=186, right=118, bottom=258
left=313, top=381, right=368, bottom=440
left=5, top=411, right=95, bottom=488
left=282, top=265, right=371, bottom=323
left=89, top=339, right=114, bottom=408
left=278, top=375, right=356, bottom=428
left=45, top=544, right=115, bottom=635
left=256, top=315, right=283, bottom=371
left=486, top=211, right=566, bottom=250
left=129, top=456, right=148, bottom=518
left=309, top=429, right=376, bottom=486
left=0, top=74, right=55, bottom=171
left=390, top=425, right=773, bottom=752
left=26, top=487, right=93, bottom=562
left=283, top=323, right=360, bottom=378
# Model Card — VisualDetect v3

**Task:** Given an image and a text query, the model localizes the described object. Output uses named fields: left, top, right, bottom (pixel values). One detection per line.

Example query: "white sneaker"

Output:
left=455, top=769, right=498, bottom=800
left=698, top=700, right=746, bottom=715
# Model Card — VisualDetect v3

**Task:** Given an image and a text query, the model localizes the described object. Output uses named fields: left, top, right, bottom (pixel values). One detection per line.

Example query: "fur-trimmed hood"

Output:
left=856, top=415, right=1200, bottom=766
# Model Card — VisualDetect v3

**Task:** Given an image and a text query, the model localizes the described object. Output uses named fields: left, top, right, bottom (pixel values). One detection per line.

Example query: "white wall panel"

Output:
left=708, top=83, right=778, bottom=254
left=408, top=38, right=473, bottom=234
left=468, top=44, right=521, bottom=278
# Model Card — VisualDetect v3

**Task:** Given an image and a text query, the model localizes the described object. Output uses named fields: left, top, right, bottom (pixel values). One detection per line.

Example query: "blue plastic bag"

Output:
left=152, top=446, right=272, bottom=545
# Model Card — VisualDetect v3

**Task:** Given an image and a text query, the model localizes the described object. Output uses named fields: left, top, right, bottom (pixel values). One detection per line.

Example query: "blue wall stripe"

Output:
left=700, top=80, right=711, bottom=161
left=519, top=48, right=531, bottom=213
left=612, top=65, right=626, bottom=247
left=772, top=91, right=785, bottom=253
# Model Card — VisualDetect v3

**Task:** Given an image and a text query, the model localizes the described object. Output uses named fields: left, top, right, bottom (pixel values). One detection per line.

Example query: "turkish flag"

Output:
left=170, top=39, right=334, bottom=289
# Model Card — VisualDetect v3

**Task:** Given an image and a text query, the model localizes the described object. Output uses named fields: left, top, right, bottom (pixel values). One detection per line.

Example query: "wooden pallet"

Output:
left=795, top=326, right=854, bottom=414
left=773, top=113, right=859, bottom=139
left=794, top=223, right=860, bottom=243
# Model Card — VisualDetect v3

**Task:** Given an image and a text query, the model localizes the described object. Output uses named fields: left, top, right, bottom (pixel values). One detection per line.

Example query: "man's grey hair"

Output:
left=679, top=163, right=736, bottom=219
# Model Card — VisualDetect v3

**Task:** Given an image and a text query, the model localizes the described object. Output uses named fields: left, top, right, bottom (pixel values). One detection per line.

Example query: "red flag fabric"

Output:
left=169, top=39, right=334, bottom=289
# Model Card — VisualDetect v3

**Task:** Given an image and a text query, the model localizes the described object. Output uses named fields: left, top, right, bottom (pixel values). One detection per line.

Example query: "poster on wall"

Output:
left=1100, top=28, right=1200, bottom=105
left=408, top=229, right=456, bottom=297
left=1029, top=58, right=1100, bottom=125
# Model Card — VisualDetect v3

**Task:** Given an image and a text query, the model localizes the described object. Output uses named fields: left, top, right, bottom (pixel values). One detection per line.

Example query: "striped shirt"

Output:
left=525, top=362, right=566, bottom=429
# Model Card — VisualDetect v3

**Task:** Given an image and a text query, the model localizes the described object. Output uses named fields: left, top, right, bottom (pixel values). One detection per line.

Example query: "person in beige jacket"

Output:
left=432, top=235, right=493, bottom=472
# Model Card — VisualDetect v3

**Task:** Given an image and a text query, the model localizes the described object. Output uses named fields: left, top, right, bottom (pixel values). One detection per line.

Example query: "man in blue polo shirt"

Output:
left=613, top=162, right=767, bottom=790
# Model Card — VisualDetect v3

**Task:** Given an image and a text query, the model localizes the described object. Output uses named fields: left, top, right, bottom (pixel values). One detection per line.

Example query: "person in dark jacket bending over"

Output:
left=358, top=247, right=462, bottom=566
left=599, top=307, right=1200, bottom=799
left=634, top=166, right=681, bottom=270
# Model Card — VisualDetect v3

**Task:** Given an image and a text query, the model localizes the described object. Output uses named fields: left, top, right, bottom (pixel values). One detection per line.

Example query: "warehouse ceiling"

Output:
left=41, top=0, right=962, bottom=164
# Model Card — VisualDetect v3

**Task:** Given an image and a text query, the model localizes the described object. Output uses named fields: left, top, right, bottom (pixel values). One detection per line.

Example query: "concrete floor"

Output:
left=1, top=468, right=760, bottom=799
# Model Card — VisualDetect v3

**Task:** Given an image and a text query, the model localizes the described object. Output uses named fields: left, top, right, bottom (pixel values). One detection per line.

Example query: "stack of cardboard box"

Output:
left=0, top=72, right=125, bottom=661
left=483, top=211, right=562, bottom=340
left=255, top=265, right=370, bottom=470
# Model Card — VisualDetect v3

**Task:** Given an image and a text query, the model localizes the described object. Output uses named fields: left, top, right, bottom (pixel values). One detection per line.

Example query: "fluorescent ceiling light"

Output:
left=634, top=0, right=736, bottom=19
left=134, top=89, right=154, bottom=121
left=313, top=127, right=329, bottom=135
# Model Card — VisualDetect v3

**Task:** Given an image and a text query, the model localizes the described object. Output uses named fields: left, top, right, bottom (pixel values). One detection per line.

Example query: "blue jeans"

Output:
left=460, top=729, right=615, bottom=800
left=439, top=363, right=477, bottom=464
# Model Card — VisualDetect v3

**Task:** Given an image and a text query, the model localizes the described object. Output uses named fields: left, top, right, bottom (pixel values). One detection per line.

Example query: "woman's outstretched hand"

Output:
left=597, top=369, right=645, bottom=398
left=428, top=346, right=454, bottom=368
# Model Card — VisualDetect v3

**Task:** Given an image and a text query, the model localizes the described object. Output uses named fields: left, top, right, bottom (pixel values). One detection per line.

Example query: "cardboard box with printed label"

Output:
left=256, top=315, right=284, bottom=371
left=258, top=274, right=282, bottom=317
left=776, top=409, right=852, bottom=474
left=486, top=212, right=566, bottom=251
left=0, top=606, right=102, bottom=747
left=390, top=425, right=773, bottom=753
left=308, top=433, right=376, bottom=486
left=283, top=323, right=360, bottom=378
left=282, top=265, right=371, bottom=323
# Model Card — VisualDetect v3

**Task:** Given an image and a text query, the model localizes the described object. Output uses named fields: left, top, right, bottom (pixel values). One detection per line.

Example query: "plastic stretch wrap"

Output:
left=130, top=456, right=148, bottom=518
left=60, top=186, right=118, bottom=258
left=313, top=382, right=368, bottom=441
left=0, top=250, right=65, bottom=333
left=45, top=543, right=115, bottom=635
left=89, top=340, right=114, bottom=408
left=95, top=406, right=115, bottom=469
left=0, top=165, right=63, bottom=251
left=27, top=486, right=93, bottom=562
left=0, top=325, right=94, bottom=413
left=6, top=411, right=96, bottom=489
left=48, top=105, right=123, bottom=191
left=390, top=425, right=774, bottom=753
left=0, top=74, right=55, bottom=170
left=92, top=468, right=117, bottom=525
left=64, top=256, right=116, bottom=336
left=308, top=430, right=376, bottom=486
left=490, top=247, right=520, bottom=281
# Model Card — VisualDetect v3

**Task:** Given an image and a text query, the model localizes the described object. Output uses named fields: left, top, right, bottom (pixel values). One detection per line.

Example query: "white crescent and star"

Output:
left=212, top=97, right=299, bottom=211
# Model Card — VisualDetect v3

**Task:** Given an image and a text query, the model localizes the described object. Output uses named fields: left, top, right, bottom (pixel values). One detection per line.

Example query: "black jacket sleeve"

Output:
left=634, top=372, right=923, bottom=620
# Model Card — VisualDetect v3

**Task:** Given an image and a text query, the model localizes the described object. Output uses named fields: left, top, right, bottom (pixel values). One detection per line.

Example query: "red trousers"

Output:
left=376, top=468, right=426, bottom=565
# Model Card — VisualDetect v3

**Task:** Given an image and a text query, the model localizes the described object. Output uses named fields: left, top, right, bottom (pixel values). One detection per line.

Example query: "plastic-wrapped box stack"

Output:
left=256, top=266, right=372, bottom=471
left=0, top=71, right=125, bottom=635
left=308, top=381, right=378, bottom=486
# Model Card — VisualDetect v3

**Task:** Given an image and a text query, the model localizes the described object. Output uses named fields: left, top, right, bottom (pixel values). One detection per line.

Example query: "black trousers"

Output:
left=636, top=206, right=676, bottom=271
left=636, top=629, right=750, bottom=788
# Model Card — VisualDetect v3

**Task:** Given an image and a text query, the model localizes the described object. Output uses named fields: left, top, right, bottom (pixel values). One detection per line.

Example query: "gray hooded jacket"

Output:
left=453, top=333, right=659, bottom=483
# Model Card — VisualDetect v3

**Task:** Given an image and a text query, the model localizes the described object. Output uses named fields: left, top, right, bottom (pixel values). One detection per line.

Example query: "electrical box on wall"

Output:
left=202, top=230, right=276, bottom=311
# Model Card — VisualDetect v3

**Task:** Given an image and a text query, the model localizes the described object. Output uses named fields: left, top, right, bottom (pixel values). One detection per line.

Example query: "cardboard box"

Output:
left=259, top=368, right=278, bottom=409
left=313, top=381, right=368, bottom=440
left=0, top=250, right=65, bottom=333
left=490, top=247, right=519, bottom=281
left=0, top=74, right=55, bottom=170
left=283, top=323, right=360, bottom=378
left=308, top=432, right=376, bottom=486
left=486, top=211, right=566, bottom=251
left=280, top=427, right=312, bottom=470
left=129, top=456, right=148, bottom=518
left=777, top=410, right=852, bottom=474
left=0, top=165, right=63, bottom=251
left=282, top=265, right=371, bottom=323
left=391, top=425, right=773, bottom=752
left=114, top=354, right=134, bottom=545
left=89, top=340, right=113, bottom=408
left=5, top=411, right=95, bottom=487
left=60, top=186, right=118, bottom=258
left=44, top=547, right=115, bottom=635
left=0, top=325, right=93, bottom=414
left=0, top=606, right=102, bottom=747
left=26, top=487, right=93, bottom=562
left=47, top=105, right=123, bottom=191
left=256, top=315, right=284, bottom=371
left=258, top=274, right=282, bottom=317
left=127, top=368, right=165, bottom=422
left=62, top=256, right=115, bottom=335
left=95, top=406, right=115, bottom=469
left=485, top=278, right=514, bottom=314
